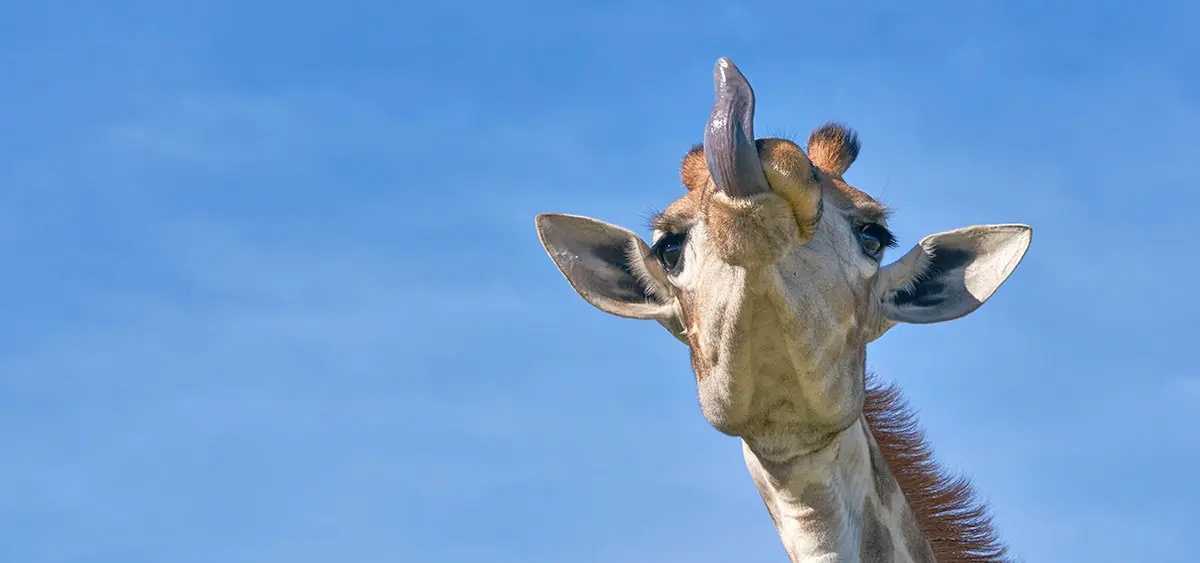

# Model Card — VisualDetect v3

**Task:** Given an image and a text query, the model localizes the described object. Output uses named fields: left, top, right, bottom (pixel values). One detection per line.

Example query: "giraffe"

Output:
left=534, top=58, right=1030, bottom=562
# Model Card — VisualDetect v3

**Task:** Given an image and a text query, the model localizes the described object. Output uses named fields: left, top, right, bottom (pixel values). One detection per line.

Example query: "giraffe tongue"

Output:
left=703, top=57, right=770, bottom=199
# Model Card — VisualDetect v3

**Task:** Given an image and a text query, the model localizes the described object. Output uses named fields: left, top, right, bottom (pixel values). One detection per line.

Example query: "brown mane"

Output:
left=863, top=375, right=1011, bottom=562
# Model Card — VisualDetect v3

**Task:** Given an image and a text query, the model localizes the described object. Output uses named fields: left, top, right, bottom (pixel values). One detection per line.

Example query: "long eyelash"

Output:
left=863, top=223, right=898, bottom=249
left=643, top=208, right=664, bottom=232
left=883, top=230, right=899, bottom=249
left=650, top=216, right=683, bottom=235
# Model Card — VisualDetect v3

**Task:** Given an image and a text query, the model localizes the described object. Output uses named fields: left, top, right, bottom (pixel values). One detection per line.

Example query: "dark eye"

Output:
left=857, top=223, right=895, bottom=259
left=652, top=232, right=687, bottom=273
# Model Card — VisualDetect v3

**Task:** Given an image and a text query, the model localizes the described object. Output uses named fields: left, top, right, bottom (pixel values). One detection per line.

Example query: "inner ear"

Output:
left=536, top=213, right=676, bottom=321
left=893, top=247, right=974, bottom=309
left=874, top=224, right=1032, bottom=325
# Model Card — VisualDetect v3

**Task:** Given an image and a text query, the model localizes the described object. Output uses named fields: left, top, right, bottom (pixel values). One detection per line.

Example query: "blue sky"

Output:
left=1, top=1, right=1197, bottom=561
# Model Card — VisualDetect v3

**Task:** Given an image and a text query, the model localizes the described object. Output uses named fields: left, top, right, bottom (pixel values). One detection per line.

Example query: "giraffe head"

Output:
left=536, top=58, right=1031, bottom=455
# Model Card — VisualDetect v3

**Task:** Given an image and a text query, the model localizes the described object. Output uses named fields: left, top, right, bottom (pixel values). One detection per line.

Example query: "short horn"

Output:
left=703, top=58, right=769, bottom=198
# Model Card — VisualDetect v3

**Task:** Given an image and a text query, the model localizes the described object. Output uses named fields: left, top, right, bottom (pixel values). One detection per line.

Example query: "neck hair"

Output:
left=863, top=374, right=1010, bottom=562
left=742, top=374, right=1010, bottom=563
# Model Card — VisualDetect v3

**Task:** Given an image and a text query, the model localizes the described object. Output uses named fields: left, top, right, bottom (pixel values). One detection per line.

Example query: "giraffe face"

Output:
left=535, top=58, right=1031, bottom=450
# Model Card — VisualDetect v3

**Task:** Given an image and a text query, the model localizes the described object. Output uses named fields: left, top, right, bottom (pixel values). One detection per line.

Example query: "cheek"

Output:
left=674, top=296, right=707, bottom=381
left=817, top=226, right=881, bottom=317
left=778, top=250, right=875, bottom=335
left=662, top=240, right=708, bottom=380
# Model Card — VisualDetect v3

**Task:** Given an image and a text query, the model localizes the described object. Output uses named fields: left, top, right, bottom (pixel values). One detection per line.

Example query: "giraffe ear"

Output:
left=872, top=224, right=1032, bottom=330
left=536, top=214, right=681, bottom=329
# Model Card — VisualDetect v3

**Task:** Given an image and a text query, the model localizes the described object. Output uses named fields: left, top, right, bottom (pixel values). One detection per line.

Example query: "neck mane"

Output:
left=743, top=374, right=1010, bottom=562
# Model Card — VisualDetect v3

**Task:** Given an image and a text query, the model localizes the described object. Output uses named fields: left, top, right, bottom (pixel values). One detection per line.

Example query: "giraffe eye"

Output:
left=652, top=232, right=687, bottom=273
left=858, top=223, right=895, bottom=259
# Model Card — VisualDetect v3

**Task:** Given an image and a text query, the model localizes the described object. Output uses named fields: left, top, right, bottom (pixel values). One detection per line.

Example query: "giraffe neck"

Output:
left=741, top=416, right=936, bottom=563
